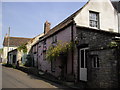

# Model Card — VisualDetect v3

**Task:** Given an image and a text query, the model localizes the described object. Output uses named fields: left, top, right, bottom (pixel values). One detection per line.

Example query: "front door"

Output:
left=79, top=48, right=88, bottom=81
left=13, top=55, right=16, bottom=64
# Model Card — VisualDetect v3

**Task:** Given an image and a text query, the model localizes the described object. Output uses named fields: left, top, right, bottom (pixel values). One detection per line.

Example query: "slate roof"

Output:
left=32, top=0, right=120, bottom=47
left=111, top=1, right=120, bottom=13
left=39, top=2, right=89, bottom=41
left=3, top=37, right=32, bottom=47
left=76, top=25, right=120, bottom=36
left=26, top=33, right=44, bottom=44
left=39, top=0, right=120, bottom=41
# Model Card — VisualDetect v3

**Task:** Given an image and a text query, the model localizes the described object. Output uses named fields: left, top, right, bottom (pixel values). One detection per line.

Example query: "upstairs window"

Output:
left=43, top=40, right=47, bottom=52
left=43, top=40, right=46, bottom=45
left=43, top=51, right=46, bottom=60
left=52, top=35, right=57, bottom=43
left=38, top=42, right=41, bottom=48
left=89, top=11, right=99, bottom=28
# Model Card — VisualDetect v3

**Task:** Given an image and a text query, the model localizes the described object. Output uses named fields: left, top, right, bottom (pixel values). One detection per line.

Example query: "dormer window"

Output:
left=89, top=11, right=99, bottom=29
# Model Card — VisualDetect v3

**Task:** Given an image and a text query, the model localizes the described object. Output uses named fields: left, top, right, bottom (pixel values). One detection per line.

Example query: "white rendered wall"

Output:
left=74, top=0, right=118, bottom=32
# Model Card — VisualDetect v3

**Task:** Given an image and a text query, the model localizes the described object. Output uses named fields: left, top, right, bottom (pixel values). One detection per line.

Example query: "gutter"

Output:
left=117, top=9, right=119, bottom=33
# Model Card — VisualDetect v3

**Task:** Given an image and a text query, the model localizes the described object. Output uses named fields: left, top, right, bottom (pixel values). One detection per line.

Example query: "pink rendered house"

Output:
left=31, top=0, right=120, bottom=88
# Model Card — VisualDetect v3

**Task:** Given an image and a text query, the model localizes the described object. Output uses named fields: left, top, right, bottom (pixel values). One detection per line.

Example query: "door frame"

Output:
left=78, top=47, right=89, bottom=82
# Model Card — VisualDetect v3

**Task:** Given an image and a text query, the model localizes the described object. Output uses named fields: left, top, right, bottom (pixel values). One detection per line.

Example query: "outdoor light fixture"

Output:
left=75, top=36, right=79, bottom=45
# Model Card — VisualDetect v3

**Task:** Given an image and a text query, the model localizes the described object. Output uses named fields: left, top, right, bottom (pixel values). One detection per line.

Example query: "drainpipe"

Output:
left=117, top=37, right=120, bottom=87
left=71, top=20, right=74, bottom=74
left=36, top=44, right=39, bottom=69
left=117, top=1, right=120, bottom=33
left=118, top=14, right=119, bottom=33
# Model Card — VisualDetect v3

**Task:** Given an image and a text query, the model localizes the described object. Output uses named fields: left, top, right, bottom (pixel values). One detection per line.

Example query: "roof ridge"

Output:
left=41, top=1, right=89, bottom=40
left=50, top=1, right=89, bottom=30
left=8, top=37, right=32, bottom=39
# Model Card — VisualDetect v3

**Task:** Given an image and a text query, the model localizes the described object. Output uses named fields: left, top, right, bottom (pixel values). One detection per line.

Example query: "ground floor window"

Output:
left=51, top=59, right=56, bottom=72
left=92, top=55, right=99, bottom=68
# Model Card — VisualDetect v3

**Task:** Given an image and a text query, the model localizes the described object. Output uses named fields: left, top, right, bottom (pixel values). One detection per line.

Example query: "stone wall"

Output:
left=88, top=49, right=118, bottom=88
left=75, top=27, right=119, bottom=88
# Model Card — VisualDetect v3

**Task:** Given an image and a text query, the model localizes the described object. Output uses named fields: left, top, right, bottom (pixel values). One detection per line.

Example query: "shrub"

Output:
left=17, top=44, right=27, bottom=53
left=3, top=63, right=13, bottom=67
left=24, top=55, right=32, bottom=67
left=46, top=41, right=74, bottom=62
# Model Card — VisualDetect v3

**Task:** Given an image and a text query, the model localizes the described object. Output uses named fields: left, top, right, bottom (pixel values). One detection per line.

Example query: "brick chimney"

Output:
left=44, top=21, right=51, bottom=34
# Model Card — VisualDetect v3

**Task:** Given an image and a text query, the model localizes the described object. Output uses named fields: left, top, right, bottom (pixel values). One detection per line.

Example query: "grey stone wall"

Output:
left=75, top=27, right=119, bottom=88
left=76, top=28, right=115, bottom=50
left=88, top=49, right=118, bottom=88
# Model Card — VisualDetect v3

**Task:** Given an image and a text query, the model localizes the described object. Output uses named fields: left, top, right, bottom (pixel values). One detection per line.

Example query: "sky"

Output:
left=1, top=2, right=87, bottom=48
left=0, top=0, right=119, bottom=48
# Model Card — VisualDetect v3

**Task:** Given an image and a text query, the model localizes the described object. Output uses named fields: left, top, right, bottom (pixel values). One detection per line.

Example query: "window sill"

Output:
left=51, top=70, right=55, bottom=72
left=89, top=26, right=100, bottom=30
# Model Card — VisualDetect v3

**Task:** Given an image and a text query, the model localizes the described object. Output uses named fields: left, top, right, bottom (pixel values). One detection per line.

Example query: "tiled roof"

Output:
left=27, top=33, right=44, bottom=44
left=3, top=37, right=32, bottom=47
left=112, top=1, right=120, bottom=13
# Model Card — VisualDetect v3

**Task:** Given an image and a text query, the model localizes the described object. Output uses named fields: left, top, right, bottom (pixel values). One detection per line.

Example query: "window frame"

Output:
left=92, top=55, right=100, bottom=68
left=80, top=48, right=89, bottom=68
left=43, top=40, right=47, bottom=52
left=43, top=51, right=46, bottom=60
left=89, top=11, right=99, bottom=29
left=51, top=59, right=56, bottom=72
left=52, top=35, right=57, bottom=43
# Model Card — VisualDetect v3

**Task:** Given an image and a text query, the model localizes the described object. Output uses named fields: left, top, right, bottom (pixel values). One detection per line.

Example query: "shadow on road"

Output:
left=26, top=73, right=69, bottom=89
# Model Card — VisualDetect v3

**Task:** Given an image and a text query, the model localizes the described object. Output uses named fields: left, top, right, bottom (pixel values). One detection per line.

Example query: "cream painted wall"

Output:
left=3, top=46, right=17, bottom=63
left=17, top=50, right=23, bottom=64
left=14, top=33, right=44, bottom=65
left=74, top=0, right=118, bottom=32
left=26, top=33, right=44, bottom=54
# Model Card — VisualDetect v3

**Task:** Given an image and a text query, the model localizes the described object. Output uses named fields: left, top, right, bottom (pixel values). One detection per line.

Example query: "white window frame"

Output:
left=92, top=55, right=99, bottom=68
left=80, top=48, right=89, bottom=68
left=89, top=11, right=99, bottom=29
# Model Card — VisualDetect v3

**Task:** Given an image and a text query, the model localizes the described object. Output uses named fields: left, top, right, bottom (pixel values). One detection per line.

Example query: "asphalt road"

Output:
left=2, top=66, right=67, bottom=89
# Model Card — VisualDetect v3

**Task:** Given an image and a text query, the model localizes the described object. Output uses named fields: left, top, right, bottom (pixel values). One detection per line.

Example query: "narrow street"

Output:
left=2, top=66, right=67, bottom=89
